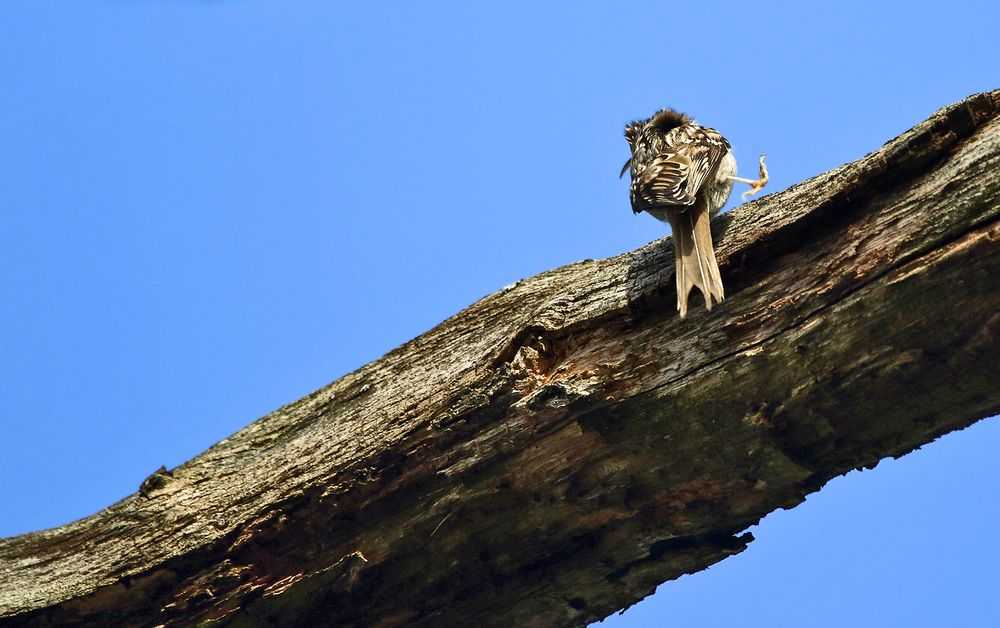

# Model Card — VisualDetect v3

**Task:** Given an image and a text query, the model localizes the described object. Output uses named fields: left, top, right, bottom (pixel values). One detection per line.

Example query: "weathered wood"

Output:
left=2, top=90, right=999, bottom=627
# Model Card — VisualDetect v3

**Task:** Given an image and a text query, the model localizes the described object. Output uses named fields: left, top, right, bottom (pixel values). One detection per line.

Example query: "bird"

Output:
left=621, top=108, right=767, bottom=318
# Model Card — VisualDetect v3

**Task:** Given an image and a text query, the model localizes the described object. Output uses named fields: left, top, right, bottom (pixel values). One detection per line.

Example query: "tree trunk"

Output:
left=2, top=90, right=999, bottom=628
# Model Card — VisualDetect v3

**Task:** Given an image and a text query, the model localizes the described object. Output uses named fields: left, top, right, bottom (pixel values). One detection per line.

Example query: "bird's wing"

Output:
left=631, top=125, right=730, bottom=209
left=677, top=126, right=731, bottom=200
left=631, top=151, right=696, bottom=207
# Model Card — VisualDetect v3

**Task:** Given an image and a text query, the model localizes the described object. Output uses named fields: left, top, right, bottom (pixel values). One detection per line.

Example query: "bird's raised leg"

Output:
left=728, top=155, right=769, bottom=200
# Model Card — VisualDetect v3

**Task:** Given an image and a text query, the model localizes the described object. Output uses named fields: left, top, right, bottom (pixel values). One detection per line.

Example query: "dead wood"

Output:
left=2, top=90, right=999, bottom=627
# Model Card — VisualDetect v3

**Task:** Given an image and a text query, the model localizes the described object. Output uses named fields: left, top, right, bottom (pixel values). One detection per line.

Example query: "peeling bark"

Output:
left=2, top=90, right=999, bottom=628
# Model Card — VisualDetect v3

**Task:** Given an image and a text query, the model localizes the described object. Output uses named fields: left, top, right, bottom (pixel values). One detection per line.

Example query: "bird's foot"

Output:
left=728, top=155, right=769, bottom=200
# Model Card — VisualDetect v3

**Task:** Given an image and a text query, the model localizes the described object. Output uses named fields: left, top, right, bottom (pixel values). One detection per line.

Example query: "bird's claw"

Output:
left=739, top=155, right=769, bottom=200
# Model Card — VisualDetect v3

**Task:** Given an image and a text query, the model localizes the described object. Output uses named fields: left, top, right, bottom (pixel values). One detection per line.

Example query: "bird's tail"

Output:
left=667, top=198, right=724, bottom=319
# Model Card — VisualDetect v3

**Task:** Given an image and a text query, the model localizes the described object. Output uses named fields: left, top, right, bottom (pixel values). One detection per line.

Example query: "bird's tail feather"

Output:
left=667, top=199, right=724, bottom=319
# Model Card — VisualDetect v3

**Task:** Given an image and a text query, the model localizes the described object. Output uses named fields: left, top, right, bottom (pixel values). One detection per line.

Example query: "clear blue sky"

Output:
left=1, top=1, right=997, bottom=625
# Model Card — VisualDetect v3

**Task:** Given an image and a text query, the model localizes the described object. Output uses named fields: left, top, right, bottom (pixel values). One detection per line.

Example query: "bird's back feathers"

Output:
left=629, top=123, right=731, bottom=215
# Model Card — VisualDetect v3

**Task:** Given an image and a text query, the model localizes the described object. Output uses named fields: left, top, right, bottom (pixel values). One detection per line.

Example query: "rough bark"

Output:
left=2, top=90, right=1000, bottom=628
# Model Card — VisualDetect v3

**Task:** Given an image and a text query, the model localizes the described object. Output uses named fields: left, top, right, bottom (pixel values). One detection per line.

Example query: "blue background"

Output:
left=1, top=2, right=998, bottom=626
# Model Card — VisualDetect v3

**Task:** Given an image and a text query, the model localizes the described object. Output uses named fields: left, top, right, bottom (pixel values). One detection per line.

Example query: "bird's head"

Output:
left=647, top=108, right=692, bottom=134
left=620, top=120, right=644, bottom=178
left=620, top=108, right=691, bottom=178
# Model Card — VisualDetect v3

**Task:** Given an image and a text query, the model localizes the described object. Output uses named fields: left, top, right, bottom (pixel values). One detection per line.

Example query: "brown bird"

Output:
left=621, top=109, right=766, bottom=318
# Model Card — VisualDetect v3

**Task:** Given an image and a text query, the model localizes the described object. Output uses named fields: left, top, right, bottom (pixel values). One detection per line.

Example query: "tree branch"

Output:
left=3, top=90, right=1000, bottom=627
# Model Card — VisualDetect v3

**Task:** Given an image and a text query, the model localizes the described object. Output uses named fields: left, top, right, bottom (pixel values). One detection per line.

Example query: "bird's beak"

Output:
left=619, top=158, right=632, bottom=179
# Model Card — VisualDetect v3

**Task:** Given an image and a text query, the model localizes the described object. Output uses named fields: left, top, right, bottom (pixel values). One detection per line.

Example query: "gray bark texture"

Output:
left=2, top=90, right=1000, bottom=627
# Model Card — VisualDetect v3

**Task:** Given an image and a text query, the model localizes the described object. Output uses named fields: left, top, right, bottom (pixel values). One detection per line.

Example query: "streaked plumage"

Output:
left=621, top=109, right=738, bottom=318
